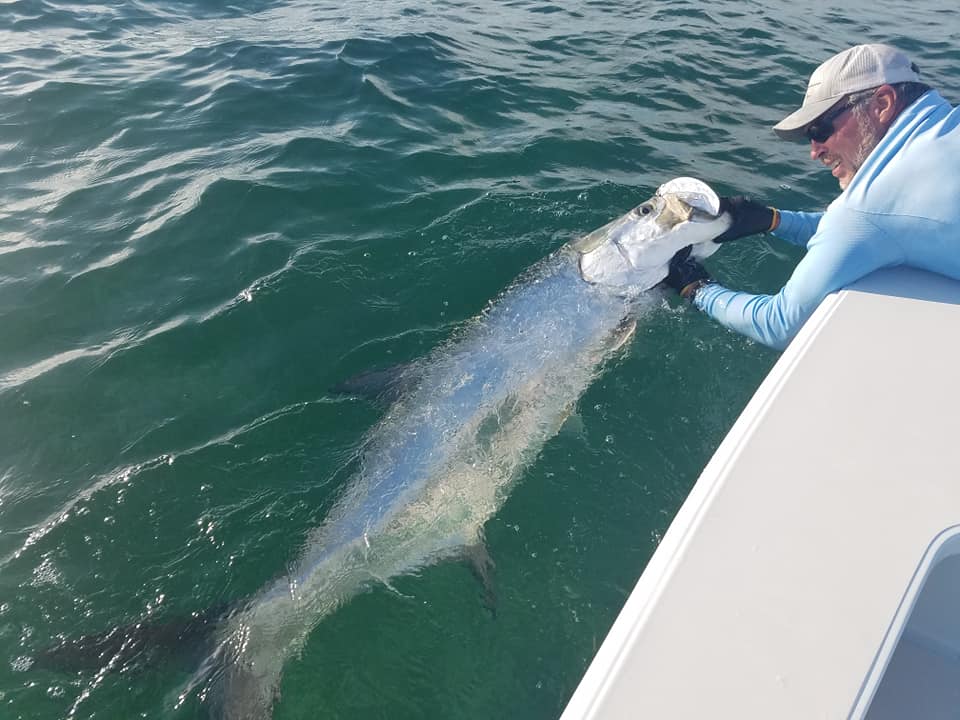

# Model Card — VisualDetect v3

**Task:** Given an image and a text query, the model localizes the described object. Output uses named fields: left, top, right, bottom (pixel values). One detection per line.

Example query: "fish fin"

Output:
left=555, top=319, right=633, bottom=439
left=374, top=574, right=416, bottom=600
left=609, top=317, right=637, bottom=352
left=463, top=539, right=497, bottom=617
left=329, top=363, right=416, bottom=404
left=35, top=603, right=230, bottom=675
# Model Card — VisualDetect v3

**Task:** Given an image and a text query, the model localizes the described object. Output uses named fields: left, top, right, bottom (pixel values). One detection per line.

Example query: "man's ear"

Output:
left=874, top=84, right=899, bottom=125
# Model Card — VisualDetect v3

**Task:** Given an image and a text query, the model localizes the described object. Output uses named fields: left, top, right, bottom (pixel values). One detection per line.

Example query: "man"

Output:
left=666, top=43, right=960, bottom=350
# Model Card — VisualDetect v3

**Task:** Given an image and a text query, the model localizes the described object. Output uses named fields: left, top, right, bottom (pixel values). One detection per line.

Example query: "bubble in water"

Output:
left=11, top=656, right=33, bottom=672
left=31, top=557, right=61, bottom=586
left=47, top=685, right=65, bottom=698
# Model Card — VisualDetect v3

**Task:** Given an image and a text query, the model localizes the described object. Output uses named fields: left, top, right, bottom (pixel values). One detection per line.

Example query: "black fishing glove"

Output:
left=664, top=246, right=711, bottom=300
left=712, top=196, right=779, bottom=243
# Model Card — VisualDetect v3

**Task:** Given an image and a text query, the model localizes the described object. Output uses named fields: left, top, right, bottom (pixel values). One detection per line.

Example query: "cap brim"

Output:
left=772, top=96, right=841, bottom=141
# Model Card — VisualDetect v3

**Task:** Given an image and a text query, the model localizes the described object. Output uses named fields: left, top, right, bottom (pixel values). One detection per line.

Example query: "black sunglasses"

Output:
left=804, top=92, right=873, bottom=143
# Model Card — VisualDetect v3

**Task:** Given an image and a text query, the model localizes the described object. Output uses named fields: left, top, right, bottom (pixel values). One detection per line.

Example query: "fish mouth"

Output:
left=656, top=177, right=722, bottom=219
left=688, top=206, right=723, bottom=223
left=657, top=193, right=721, bottom=230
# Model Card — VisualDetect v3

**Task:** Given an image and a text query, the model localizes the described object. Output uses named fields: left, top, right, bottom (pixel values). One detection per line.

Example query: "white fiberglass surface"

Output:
left=862, top=528, right=960, bottom=720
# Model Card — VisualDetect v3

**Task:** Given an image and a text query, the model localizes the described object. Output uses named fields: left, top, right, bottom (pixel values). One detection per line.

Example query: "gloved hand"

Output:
left=664, top=246, right=711, bottom=300
left=712, top=196, right=779, bottom=243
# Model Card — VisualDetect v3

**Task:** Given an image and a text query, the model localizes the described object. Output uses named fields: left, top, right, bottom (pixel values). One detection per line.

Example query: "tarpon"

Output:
left=49, top=179, right=732, bottom=718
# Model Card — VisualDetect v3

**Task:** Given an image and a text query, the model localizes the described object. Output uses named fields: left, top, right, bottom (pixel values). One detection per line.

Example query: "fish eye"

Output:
left=636, top=203, right=653, bottom=216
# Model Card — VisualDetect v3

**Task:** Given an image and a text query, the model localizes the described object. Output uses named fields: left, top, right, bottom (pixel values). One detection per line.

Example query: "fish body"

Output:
left=197, top=178, right=732, bottom=718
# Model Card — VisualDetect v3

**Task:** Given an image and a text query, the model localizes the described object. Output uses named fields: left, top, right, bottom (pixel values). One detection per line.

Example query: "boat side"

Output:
left=561, top=267, right=960, bottom=720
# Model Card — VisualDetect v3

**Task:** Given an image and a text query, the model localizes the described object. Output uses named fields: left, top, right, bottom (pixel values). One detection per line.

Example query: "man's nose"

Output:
left=809, top=139, right=826, bottom=161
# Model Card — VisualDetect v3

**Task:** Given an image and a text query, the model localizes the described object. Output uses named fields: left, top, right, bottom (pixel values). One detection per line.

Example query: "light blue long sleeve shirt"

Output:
left=694, top=90, right=960, bottom=350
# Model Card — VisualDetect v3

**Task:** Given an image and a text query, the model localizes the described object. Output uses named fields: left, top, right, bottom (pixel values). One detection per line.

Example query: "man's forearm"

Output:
left=772, top=210, right=824, bottom=248
left=693, top=283, right=806, bottom=350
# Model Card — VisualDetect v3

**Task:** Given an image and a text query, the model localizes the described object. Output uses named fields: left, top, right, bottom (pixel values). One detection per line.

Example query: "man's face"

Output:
left=808, top=97, right=884, bottom=190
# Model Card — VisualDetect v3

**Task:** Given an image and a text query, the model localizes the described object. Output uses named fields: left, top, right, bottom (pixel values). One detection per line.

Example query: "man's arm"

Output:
left=693, top=211, right=900, bottom=349
left=771, top=209, right=824, bottom=248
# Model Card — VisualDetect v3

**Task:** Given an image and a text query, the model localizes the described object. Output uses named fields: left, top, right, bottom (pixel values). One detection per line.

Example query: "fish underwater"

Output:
left=43, top=178, right=732, bottom=718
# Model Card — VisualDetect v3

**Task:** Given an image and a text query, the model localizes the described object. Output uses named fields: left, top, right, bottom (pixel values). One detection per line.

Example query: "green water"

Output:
left=1, top=1, right=958, bottom=717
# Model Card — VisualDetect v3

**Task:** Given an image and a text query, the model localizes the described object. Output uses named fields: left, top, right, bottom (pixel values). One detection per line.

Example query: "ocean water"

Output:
left=1, top=1, right=958, bottom=718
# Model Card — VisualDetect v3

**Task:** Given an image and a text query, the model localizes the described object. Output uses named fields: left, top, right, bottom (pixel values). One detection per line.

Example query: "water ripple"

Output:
left=1, top=396, right=353, bottom=568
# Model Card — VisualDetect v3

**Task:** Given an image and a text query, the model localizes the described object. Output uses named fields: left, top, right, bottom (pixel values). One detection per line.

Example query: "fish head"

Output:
left=575, top=177, right=732, bottom=291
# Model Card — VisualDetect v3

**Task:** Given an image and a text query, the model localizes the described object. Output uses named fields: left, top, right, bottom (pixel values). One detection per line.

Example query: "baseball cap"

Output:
left=773, top=44, right=921, bottom=140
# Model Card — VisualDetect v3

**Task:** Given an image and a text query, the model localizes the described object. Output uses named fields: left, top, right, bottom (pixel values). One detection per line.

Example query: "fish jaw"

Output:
left=576, top=178, right=732, bottom=291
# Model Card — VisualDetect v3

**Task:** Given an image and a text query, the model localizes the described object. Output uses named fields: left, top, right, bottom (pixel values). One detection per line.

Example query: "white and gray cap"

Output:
left=773, top=44, right=920, bottom=140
